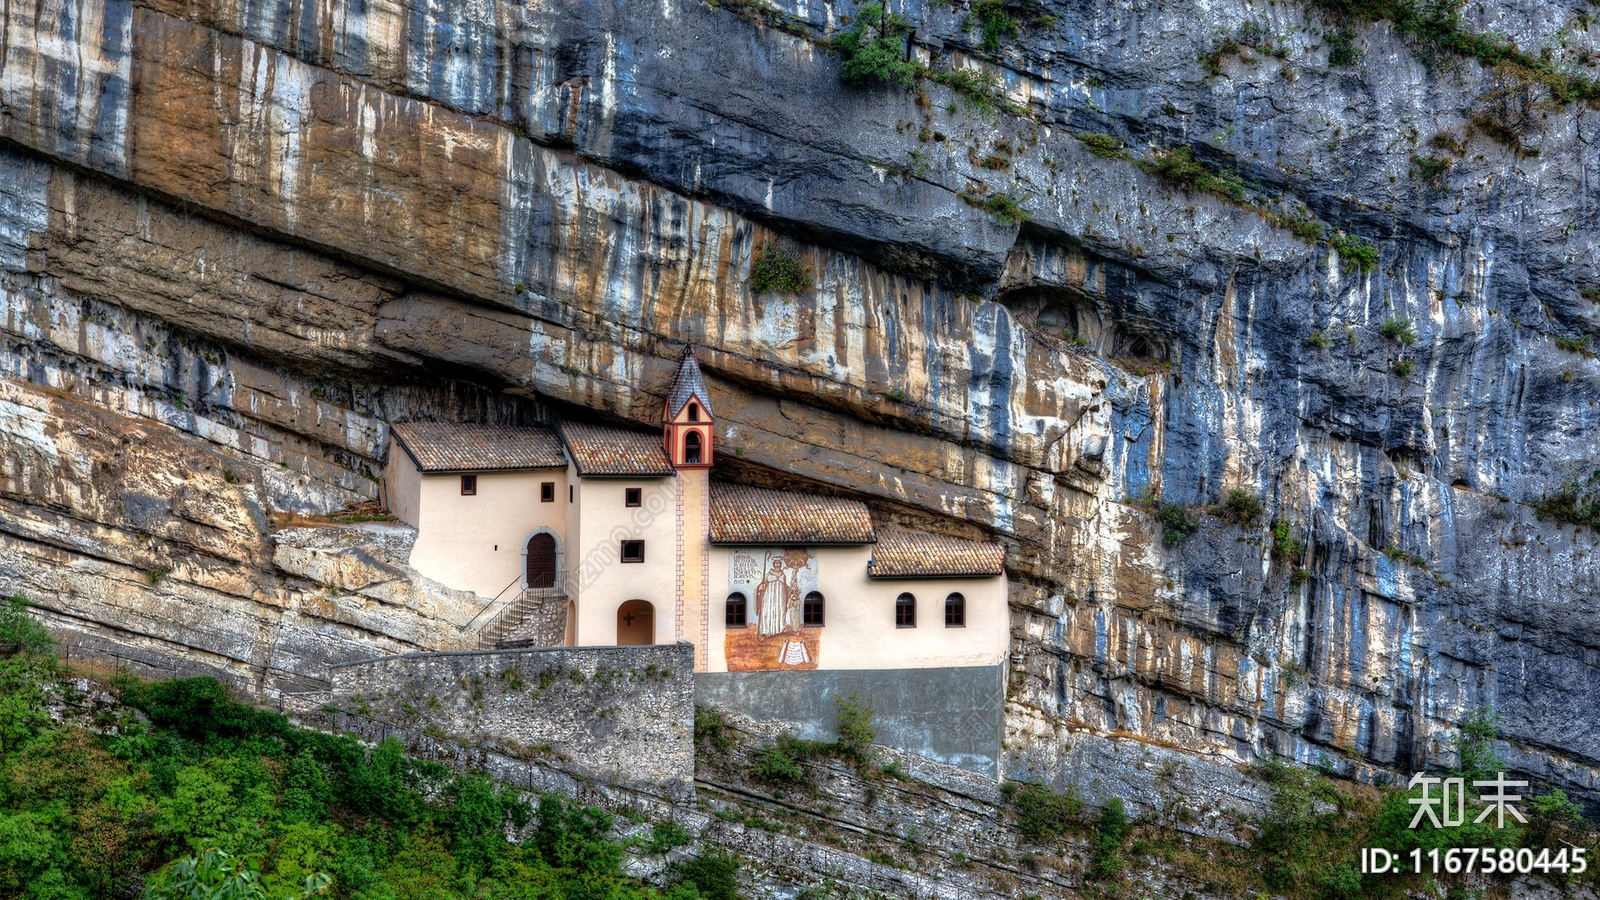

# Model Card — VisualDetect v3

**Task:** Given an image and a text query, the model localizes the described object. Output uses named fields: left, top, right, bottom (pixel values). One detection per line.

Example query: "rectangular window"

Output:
left=460, top=474, right=477, bottom=496
left=621, top=540, right=645, bottom=563
left=540, top=481, right=555, bottom=502
left=569, top=485, right=574, bottom=503
left=625, top=487, right=642, bottom=507
left=726, top=594, right=747, bottom=627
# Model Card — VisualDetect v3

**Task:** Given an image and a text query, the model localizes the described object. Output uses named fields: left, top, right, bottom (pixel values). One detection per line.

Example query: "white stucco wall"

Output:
left=384, top=441, right=422, bottom=527
left=705, top=544, right=1008, bottom=672
left=569, top=474, right=679, bottom=646
left=407, top=466, right=569, bottom=598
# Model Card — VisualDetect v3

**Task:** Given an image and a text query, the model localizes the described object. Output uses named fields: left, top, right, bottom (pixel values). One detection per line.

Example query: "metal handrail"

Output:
left=459, top=575, right=523, bottom=632
left=478, top=572, right=569, bottom=643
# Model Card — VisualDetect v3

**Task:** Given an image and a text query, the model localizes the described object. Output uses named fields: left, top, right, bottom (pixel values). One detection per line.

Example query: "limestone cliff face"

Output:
left=0, top=0, right=1596, bottom=807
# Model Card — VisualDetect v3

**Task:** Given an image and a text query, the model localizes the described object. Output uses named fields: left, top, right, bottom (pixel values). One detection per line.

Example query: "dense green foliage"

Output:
left=831, top=694, right=875, bottom=765
left=1220, top=489, right=1264, bottom=528
left=1086, top=798, right=1129, bottom=881
left=692, top=706, right=733, bottom=755
left=1141, top=146, right=1247, bottom=203
left=144, top=848, right=330, bottom=900
left=1159, top=502, right=1200, bottom=545
left=1002, top=780, right=1083, bottom=845
left=0, top=600, right=735, bottom=900
left=834, top=4, right=917, bottom=87
left=966, top=191, right=1031, bottom=225
left=1078, top=133, right=1124, bottom=159
left=969, top=0, right=1018, bottom=52
left=1535, top=469, right=1600, bottom=530
left=1270, top=520, right=1306, bottom=559
left=1329, top=231, right=1379, bottom=272
left=752, top=734, right=811, bottom=786
left=747, top=244, right=811, bottom=295
left=1379, top=316, right=1418, bottom=345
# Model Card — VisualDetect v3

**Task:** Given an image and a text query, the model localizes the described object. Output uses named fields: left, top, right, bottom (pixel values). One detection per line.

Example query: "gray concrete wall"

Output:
left=696, top=665, right=1005, bottom=778
left=328, top=642, right=694, bottom=796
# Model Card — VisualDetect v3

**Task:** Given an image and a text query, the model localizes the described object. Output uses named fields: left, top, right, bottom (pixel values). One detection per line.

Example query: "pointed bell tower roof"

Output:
left=664, top=347, right=713, bottom=421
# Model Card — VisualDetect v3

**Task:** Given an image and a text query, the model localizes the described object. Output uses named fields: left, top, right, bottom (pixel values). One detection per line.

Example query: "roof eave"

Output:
left=416, top=463, right=568, bottom=475
left=711, top=538, right=877, bottom=546
left=867, top=569, right=1005, bottom=579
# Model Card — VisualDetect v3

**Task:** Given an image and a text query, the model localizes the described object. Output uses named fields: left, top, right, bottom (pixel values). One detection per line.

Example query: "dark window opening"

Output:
left=569, top=485, right=574, bottom=503
left=540, top=481, right=555, bottom=502
left=621, top=540, right=645, bottom=563
left=625, top=487, right=642, bottom=507
left=726, top=592, right=747, bottom=627
left=803, top=591, right=825, bottom=627
left=460, top=475, right=477, bottom=496
left=945, top=592, right=966, bottom=627
left=688, top=403, right=700, bottom=422
left=895, top=592, right=916, bottom=628
left=684, top=431, right=703, bottom=465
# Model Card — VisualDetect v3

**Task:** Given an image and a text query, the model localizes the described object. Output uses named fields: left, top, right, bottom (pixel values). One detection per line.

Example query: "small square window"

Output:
left=540, top=482, right=555, bottom=502
left=460, top=475, right=477, bottom=496
left=625, top=487, right=642, bottom=507
left=621, top=540, right=645, bottom=563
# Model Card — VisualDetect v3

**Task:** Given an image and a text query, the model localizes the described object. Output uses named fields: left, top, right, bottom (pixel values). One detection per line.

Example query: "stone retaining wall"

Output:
left=327, top=642, right=695, bottom=796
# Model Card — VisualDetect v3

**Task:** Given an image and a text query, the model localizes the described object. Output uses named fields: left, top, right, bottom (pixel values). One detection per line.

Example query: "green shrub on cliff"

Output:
left=748, top=243, right=812, bottom=295
left=1087, top=797, right=1129, bottom=881
left=1159, top=502, right=1201, bottom=544
left=834, top=4, right=917, bottom=87
left=1534, top=469, right=1600, bottom=531
left=969, top=0, right=1018, bottom=52
left=832, top=693, right=876, bottom=764
left=1003, top=780, right=1083, bottom=844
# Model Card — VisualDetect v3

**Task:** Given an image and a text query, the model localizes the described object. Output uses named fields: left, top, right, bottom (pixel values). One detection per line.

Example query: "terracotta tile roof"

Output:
left=869, top=529, right=1006, bottom=578
left=391, top=423, right=565, bottom=473
left=665, top=348, right=713, bottom=420
left=709, top=484, right=876, bottom=545
left=558, top=421, right=676, bottom=477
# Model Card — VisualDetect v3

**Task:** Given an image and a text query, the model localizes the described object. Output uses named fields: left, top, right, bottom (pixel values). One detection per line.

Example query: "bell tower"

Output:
left=663, top=347, right=713, bottom=469
left=665, top=347, right=714, bottom=670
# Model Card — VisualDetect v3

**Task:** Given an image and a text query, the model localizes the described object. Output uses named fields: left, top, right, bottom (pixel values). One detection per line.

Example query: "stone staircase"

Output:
left=477, top=574, right=569, bottom=649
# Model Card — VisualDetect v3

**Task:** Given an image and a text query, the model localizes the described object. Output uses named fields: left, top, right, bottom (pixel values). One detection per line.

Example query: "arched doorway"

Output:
left=525, top=532, right=557, bottom=589
left=617, top=600, right=654, bottom=645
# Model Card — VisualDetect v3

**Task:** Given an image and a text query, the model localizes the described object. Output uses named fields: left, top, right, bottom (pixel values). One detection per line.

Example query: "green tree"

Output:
left=835, top=4, right=917, bottom=87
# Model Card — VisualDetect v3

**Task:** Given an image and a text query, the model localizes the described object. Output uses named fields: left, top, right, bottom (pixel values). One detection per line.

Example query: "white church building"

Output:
left=381, top=350, right=1009, bottom=677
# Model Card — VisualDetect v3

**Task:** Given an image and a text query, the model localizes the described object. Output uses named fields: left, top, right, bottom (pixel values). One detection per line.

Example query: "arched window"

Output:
left=726, top=592, right=747, bottom=627
left=688, top=403, right=700, bottom=422
left=895, top=592, right=916, bottom=628
left=684, top=431, right=703, bottom=464
left=803, top=591, right=825, bottom=626
left=944, top=592, right=966, bottom=627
